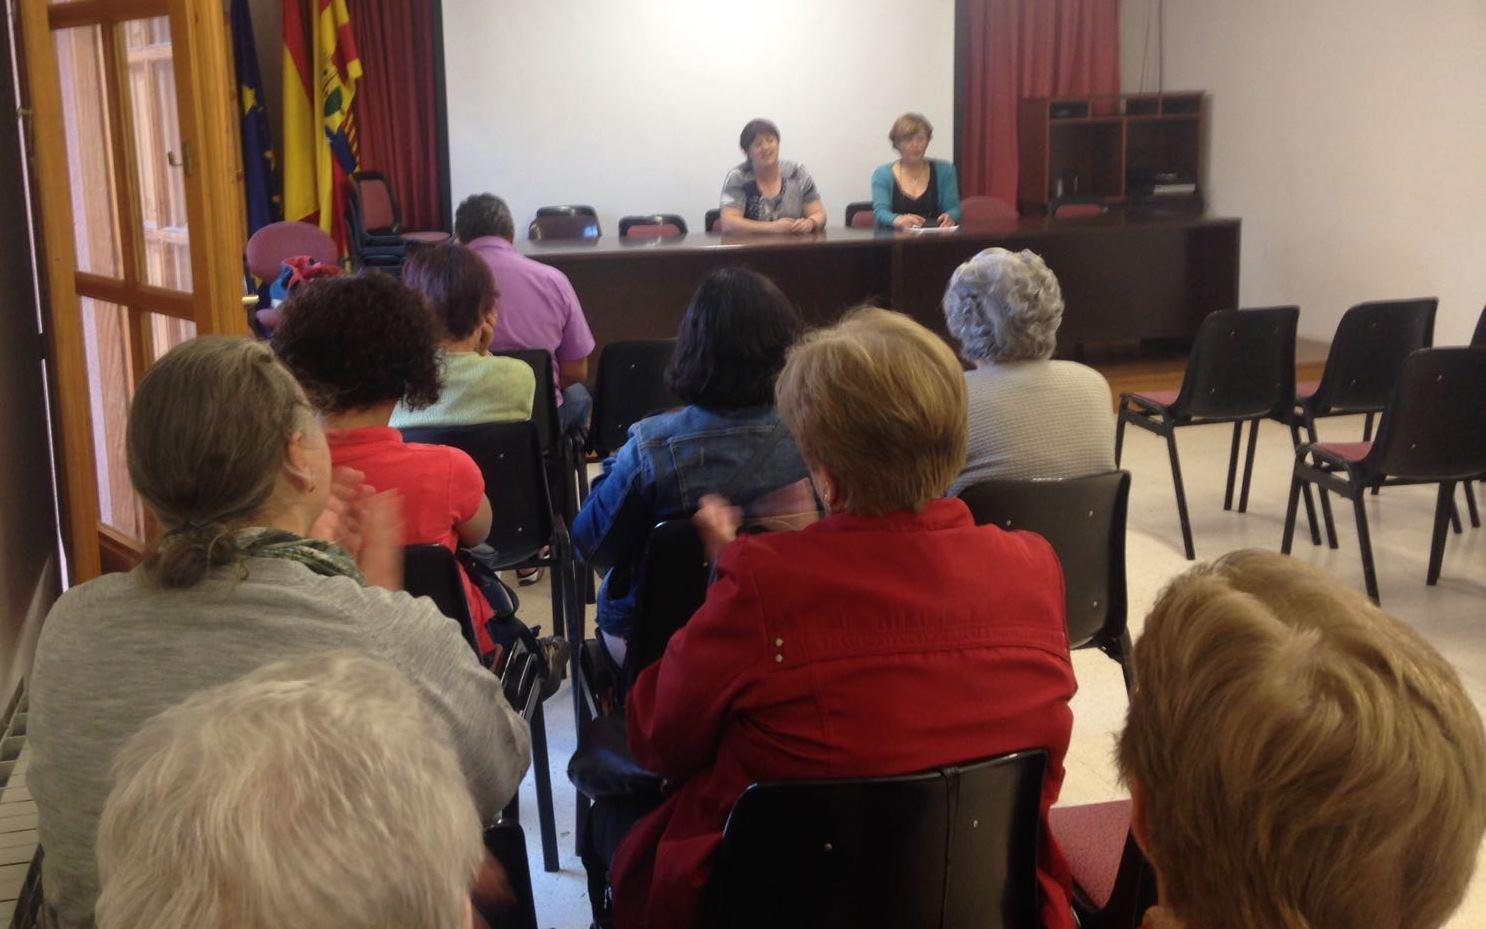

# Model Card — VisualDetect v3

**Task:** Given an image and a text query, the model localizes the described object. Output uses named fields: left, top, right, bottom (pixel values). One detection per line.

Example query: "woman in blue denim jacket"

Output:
left=572, top=269, right=812, bottom=661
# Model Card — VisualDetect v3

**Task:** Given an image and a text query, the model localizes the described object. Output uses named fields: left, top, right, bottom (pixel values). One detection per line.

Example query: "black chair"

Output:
left=959, top=471, right=1133, bottom=691
left=588, top=339, right=679, bottom=457
left=481, top=818, right=539, bottom=929
left=702, top=751, right=1048, bottom=929
left=1116, top=306, right=1299, bottom=559
left=618, top=214, right=688, bottom=237
left=1280, top=298, right=1437, bottom=547
left=493, top=348, right=588, bottom=523
left=844, top=201, right=875, bottom=228
left=1461, top=306, right=1486, bottom=528
left=347, top=171, right=449, bottom=270
left=1281, top=347, right=1486, bottom=603
left=529, top=205, right=601, bottom=240
left=705, top=208, right=722, bottom=233
left=401, top=543, right=562, bottom=874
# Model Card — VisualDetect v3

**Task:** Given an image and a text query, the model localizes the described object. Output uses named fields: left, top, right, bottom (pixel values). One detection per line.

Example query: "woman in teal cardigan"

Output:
left=872, top=112, right=962, bottom=229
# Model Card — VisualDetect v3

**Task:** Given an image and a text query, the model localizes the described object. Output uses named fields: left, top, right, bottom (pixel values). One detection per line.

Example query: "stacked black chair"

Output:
left=401, top=543, right=561, bottom=873
left=702, top=751, right=1048, bottom=929
left=1279, top=298, right=1437, bottom=547
left=588, top=339, right=679, bottom=458
left=529, top=205, right=601, bottom=240
left=618, top=214, right=687, bottom=237
left=844, top=201, right=875, bottom=228
left=1282, top=347, right=1486, bottom=603
left=959, top=471, right=1133, bottom=691
left=1116, top=306, right=1299, bottom=559
left=346, top=171, right=449, bottom=272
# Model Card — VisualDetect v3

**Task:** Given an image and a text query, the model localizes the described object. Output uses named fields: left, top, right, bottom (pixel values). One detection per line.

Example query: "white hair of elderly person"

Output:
left=94, top=652, right=487, bottom=929
left=941, top=246, right=1116, bottom=494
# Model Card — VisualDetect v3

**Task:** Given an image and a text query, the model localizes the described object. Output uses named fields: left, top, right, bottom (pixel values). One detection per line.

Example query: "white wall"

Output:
left=441, top=0, right=956, bottom=236
left=1122, top=0, right=1486, bottom=343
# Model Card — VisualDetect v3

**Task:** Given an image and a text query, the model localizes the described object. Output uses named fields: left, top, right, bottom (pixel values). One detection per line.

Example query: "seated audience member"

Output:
left=272, top=273, right=500, bottom=656
left=572, top=268, right=812, bottom=665
left=95, top=653, right=488, bottom=929
left=1117, top=550, right=1486, bottom=929
left=29, top=337, right=528, bottom=929
left=392, top=241, right=536, bottom=428
left=942, top=247, right=1115, bottom=495
left=603, top=308, right=1078, bottom=929
left=455, top=192, right=596, bottom=435
left=871, top=112, right=962, bottom=229
left=718, top=118, right=828, bottom=234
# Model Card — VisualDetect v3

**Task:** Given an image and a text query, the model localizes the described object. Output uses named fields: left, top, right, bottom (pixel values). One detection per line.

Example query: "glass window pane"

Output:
left=79, top=297, right=145, bottom=540
left=124, top=16, right=192, bottom=292
left=148, top=313, right=196, bottom=364
left=53, top=26, right=122, bottom=277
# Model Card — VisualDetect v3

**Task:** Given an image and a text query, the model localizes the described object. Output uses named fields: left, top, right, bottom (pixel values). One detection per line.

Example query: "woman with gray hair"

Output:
left=942, top=247, right=1115, bottom=494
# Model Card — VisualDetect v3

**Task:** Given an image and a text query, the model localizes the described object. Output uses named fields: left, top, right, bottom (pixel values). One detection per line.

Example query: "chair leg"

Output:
left=529, top=703, right=561, bottom=872
left=1450, top=500, right=1463, bottom=534
left=1307, top=416, right=1339, bottom=548
left=1163, top=425, right=1196, bottom=560
left=1362, top=411, right=1375, bottom=442
left=1288, top=421, right=1322, bottom=546
left=1428, top=482, right=1456, bottom=585
left=1224, top=421, right=1242, bottom=511
left=1238, top=419, right=1260, bottom=513
left=1465, top=481, right=1481, bottom=528
left=1281, top=469, right=1304, bottom=555
left=1112, top=629, right=1134, bottom=694
left=1114, top=410, right=1128, bottom=466
left=1351, top=491, right=1381, bottom=604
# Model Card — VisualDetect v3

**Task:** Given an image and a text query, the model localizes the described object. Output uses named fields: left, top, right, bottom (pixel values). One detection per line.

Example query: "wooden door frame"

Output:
left=17, top=0, right=246, bottom=582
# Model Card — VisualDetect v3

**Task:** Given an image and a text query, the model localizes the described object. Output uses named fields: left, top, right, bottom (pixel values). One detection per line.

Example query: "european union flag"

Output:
left=231, top=0, right=277, bottom=235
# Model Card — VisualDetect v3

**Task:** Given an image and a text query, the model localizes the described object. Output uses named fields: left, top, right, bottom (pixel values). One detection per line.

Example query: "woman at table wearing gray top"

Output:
left=943, top=247, right=1116, bottom=496
left=27, top=337, right=530, bottom=929
left=718, top=118, right=828, bottom=234
left=871, top=112, right=962, bottom=229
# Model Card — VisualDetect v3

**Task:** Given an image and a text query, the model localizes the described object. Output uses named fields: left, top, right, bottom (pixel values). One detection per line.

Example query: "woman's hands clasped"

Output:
left=310, top=466, right=406, bottom=591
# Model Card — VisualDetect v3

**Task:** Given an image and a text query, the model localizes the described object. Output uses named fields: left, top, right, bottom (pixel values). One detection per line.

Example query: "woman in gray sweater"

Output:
left=942, top=247, right=1116, bottom=496
left=28, top=337, right=530, bottom=929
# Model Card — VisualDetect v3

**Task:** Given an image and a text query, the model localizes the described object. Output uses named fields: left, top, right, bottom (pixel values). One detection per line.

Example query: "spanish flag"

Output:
left=281, top=0, right=361, bottom=253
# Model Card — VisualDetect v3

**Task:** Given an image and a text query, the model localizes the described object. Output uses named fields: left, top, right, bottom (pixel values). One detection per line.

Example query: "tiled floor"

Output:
left=514, top=413, right=1486, bottom=928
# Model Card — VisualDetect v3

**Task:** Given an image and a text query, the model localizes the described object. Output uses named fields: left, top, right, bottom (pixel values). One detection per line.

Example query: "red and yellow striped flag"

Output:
left=281, top=0, right=361, bottom=253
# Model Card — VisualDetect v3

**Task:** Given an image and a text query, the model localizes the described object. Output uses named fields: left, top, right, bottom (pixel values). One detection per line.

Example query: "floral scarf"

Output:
left=232, top=528, right=364, bottom=584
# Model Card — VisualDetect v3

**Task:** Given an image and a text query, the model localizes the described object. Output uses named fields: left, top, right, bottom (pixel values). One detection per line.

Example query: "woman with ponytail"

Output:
left=28, top=337, right=530, bottom=929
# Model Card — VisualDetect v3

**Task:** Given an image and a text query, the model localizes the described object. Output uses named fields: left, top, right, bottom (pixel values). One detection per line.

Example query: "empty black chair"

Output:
left=618, top=214, right=687, bottom=237
left=705, top=208, right=722, bottom=233
left=1116, top=306, right=1299, bottom=559
left=1463, top=307, right=1486, bottom=528
left=1281, top=298, right=1437, bottom=547
left=529, top=205, right=601, bottom=240
left=401, top=542, right=562, bottom=873
left=844, top=201, right=875, bottom=228
left=959, top=471, right=1132, bottom=690
left=702, top=751, right=1047, bottom=929
left=1282, top=347, right=1486, bottom=603
left=588, top=339, right=679, bottom=457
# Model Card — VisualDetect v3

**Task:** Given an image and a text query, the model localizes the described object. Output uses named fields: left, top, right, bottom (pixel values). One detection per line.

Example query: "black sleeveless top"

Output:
left=891, top=164, right=940, bottom=220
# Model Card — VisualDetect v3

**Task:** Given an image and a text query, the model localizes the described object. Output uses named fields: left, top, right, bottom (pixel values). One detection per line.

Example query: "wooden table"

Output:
left=518, top=213, right=1240, bottom=359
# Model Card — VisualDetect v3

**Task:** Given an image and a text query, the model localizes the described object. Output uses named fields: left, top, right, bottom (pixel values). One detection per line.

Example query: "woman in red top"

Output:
left=273, top=274, right=497, bottom=655
left=610, top=309, right=1078, bottom=929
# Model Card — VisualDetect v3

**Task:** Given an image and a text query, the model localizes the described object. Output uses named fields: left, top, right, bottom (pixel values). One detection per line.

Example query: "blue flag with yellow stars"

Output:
left=231, top=0, right=277, bottom=235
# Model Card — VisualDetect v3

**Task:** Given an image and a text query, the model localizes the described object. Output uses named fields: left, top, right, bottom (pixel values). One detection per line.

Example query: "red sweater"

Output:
left=613, top=498, right=1077, bottom=929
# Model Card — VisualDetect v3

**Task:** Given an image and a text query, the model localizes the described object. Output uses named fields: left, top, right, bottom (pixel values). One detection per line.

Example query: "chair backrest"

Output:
left=844, top=201, right=875, bottom=228
left=1366, top=347, right=1486, bottom=481
left=958, top=471, right=1130, bottom=652
left=1172, top=306, right=1298, bottom=419
left=1049, top=196, right=1107, bottom=220
left=399, top=421, right=556, bottom=561
left=536, top=204, right=597, bottom=219
left=402, top=544, right=478, bottom=654
left=1471, top=305, right=1486, bottom=347
left=528, top=213, right=601, bottom=240
left=351, top=171, right=400, bottom=234
left=619, top=214, right=688, bottom=237
left=705, top=750, right=1047, bottom=929
left=1310, top=298, right=1438, bottom=414
left=705, top=208, right=722, bottom=233
left=589, top=339, right=680, bottom=456
left=482, top=820, right=538, bottom=929
left=493, top=348, right=560, bottom=450
left=244, top=221, right=339, bottom=281
left=625, top=519, right=710, bottom=683
left=959, top=196, right=1019, bottom=228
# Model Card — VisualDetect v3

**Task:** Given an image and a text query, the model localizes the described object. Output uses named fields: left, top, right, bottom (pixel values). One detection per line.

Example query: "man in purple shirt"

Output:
left=455, top=193, right=596, bottom=436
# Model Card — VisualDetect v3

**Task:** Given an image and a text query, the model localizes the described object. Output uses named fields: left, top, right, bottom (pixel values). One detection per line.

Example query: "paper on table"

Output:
left=906, top=225, right=959, bottom=233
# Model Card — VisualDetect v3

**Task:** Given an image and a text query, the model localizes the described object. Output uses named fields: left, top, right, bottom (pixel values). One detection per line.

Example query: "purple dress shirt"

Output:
left=467, top=235, right=596, bottom=406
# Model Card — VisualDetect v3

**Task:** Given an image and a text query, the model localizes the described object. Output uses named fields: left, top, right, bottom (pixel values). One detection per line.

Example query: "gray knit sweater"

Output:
left=29, top=558, right=530, bottom=929
left=949, top=359, right=1117, bottom=496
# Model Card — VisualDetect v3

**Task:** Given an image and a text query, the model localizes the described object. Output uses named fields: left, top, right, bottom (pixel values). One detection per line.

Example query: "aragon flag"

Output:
left=281, top=0, right=361, bottom=253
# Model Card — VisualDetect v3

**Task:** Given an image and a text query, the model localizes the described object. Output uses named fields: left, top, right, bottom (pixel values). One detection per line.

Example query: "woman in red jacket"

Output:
left=610, top=308, right=1078, bottom=929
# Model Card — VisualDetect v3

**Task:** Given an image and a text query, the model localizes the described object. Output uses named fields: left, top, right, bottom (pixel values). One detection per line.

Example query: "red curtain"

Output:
left=351, top=0, right=446, bottom=231
left=959, top=0, right=1121, bottom=205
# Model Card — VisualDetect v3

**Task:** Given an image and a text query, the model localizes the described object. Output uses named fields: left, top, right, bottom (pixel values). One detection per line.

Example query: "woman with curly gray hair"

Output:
left=942, top=247, right=1115, bottom=494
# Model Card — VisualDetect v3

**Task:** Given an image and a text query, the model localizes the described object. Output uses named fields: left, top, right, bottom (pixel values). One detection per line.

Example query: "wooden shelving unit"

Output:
left=1018, top=92, right=1207, bottom=213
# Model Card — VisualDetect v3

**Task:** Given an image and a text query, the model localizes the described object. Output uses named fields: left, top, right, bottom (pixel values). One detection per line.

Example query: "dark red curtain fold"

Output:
left=351, top=0, right=447, bottom=232
left=960, top=0, right=1121, bottom=205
